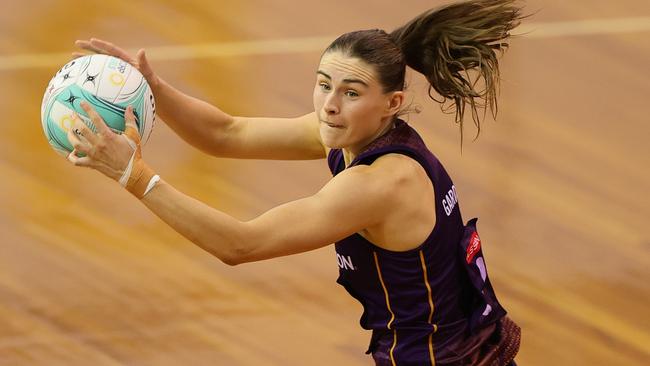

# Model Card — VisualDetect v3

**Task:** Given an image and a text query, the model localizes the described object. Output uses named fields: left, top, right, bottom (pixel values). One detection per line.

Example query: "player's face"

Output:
left=313, top=51, right=403, bottom=154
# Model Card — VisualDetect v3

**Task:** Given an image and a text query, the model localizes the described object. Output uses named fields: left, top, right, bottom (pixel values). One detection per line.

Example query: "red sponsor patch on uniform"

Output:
left=466, top=231, right=481, bottom=263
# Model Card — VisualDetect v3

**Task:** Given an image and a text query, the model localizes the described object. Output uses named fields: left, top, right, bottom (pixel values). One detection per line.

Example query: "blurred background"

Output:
left=1, top=0, right=649, bottom=365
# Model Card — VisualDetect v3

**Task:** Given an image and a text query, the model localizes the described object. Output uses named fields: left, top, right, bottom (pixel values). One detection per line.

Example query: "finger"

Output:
left=67, top=149, right=93, bottom=167
left=89, top=38, right=135, bottom=64
left=75, top=40, right=104, bottom=54
left=67, top=128, right=92, bottom=156
left=71, top=51, right=88, bottom=59
left=79, top=101, right=111, bottom=135
left=71, top=113, right=99, bottom=145
left=123, top=105, right=141, bottom=146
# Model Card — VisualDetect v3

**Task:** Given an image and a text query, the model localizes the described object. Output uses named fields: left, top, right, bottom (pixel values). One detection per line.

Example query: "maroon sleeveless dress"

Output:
left=327, top=120, right=514, bottom=365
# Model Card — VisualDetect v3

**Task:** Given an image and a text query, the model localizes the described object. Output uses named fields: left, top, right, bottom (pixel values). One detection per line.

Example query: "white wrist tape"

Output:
left=118, top=134, right=138, bottom=187
left=118, top=149, right=137, bottom=187
left=143, top=175, right=161, bottom=196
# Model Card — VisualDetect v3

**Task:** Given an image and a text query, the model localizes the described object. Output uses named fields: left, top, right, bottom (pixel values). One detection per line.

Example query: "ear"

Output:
left=384, top=91, right=405, bottom=117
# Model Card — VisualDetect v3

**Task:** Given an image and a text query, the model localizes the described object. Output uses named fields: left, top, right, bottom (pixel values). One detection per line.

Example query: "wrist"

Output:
left=126, top=160, right=158, bottom=199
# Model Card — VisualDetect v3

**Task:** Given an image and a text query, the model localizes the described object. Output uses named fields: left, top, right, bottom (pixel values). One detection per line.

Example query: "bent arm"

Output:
left=75, top=39, right=323, bottom=160
left=140, top=165, right=392, bottom=265
left=153, top=79, right=325, bottom=160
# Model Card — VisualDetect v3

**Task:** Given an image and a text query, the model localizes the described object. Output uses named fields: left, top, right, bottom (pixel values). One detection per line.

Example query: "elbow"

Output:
left=221, top=256, right=240, bottom=266
left=220, top=253, right=242, bottom=266
left=214, top=221, right=257, bottom=266
left=219, top=244, right=250, bottom=266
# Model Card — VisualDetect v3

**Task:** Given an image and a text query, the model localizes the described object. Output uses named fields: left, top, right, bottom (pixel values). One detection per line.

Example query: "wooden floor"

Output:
left=1, top=0, right=649, bottom=365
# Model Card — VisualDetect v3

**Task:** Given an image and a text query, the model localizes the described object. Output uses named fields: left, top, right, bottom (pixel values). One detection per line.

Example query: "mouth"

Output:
left=320, top=119, right=345, bottom=129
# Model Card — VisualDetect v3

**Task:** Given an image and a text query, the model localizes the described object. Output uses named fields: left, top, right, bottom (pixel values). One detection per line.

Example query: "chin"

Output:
left=322, top=138, right=345, bottom=150
left=320, top=128, right=346, bottom=149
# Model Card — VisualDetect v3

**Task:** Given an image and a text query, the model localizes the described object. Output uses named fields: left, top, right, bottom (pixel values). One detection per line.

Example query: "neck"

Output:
left=343, top=117, right=396, bottom=166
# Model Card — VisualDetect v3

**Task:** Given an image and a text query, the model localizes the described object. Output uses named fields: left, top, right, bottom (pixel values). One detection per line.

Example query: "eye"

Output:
left=319, top=82, right=331, bottom=91
left=345, top=90, right=359, bottom=98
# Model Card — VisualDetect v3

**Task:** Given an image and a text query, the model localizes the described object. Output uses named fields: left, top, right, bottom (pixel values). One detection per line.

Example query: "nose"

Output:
left=323, top=93, right=339, bottom=115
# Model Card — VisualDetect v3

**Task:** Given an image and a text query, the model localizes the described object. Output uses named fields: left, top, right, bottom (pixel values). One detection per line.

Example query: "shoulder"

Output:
left=332, top=153, right=429, bottom=201
left=365, top=153, right=429, bottom=188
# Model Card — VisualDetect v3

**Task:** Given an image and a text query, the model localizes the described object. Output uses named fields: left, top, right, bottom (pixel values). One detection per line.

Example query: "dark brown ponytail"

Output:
left=390, top=0, right=524, bottom=143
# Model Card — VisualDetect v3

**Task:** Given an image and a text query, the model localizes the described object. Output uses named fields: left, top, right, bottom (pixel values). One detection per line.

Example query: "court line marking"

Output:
left=1, top=17, right=649, bottom=71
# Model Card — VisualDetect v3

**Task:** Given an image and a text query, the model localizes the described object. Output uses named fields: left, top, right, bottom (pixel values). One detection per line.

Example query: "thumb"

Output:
left=136, top=49, right=158, bottom=86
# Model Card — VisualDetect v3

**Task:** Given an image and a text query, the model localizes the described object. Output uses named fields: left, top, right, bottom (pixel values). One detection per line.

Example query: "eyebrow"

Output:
left=317, top=70, right=369, bottom=87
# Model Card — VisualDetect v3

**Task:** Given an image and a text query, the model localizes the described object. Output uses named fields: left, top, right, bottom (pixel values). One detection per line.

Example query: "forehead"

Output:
left=318, top=51, right=378, bottom=85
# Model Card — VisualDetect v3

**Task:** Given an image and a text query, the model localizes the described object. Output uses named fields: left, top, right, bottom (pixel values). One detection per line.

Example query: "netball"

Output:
left=40, top=54, right=155, bottom=156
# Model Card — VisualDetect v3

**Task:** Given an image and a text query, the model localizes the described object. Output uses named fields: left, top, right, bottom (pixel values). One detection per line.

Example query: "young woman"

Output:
left=68, top=0, right=525, bottom=364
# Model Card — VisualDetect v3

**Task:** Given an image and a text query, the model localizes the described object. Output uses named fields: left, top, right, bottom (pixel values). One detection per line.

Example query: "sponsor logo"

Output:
left=109, top=72, right=125, bottom=86
left=466, top=231, right=481, bottom=263
left=336, top=253, right=355, bottom=271
left=59, top=115, right=74, bottom=132
left=107, top=58, right=128, bottom=73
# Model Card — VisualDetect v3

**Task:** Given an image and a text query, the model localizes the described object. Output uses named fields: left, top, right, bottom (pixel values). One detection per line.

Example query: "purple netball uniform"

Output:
left=327, top=120, right=509, bottom=366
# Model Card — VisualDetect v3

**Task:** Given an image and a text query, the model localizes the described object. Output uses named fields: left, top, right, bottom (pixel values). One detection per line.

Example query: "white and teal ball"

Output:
left=41, top=54, right=155, bottom=156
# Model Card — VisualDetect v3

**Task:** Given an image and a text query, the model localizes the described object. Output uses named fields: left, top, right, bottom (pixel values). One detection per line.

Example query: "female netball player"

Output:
left=68, top=0, right=525, bottom=364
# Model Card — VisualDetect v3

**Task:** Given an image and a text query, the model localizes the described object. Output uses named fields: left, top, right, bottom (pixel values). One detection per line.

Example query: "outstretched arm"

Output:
left=140, top=163, right=389, bottom=265
left=66, top=102, right=393, bottom=265
left=75, top=38, right=326, bottom=160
